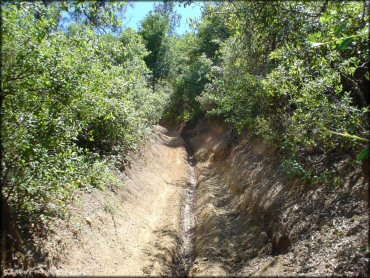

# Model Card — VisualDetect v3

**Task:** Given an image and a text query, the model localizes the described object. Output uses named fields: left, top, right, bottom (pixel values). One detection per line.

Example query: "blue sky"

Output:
left=123, top=1, right=203, bottom=35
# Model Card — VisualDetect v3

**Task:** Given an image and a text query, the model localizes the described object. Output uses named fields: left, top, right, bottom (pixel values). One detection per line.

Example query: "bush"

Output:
left=197, top=1, right=368, bottom=182
left=1, top=3, right=170, bottom=231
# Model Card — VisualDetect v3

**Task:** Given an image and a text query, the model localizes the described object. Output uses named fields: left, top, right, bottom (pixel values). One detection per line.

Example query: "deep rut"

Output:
left=174, top=140, right=197, bottom=276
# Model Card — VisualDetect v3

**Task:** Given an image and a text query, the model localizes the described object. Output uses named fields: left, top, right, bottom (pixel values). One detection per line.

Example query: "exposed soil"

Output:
left=3, top=121, right=369, bottom=277
left=186, top=118, right=368, bottom=277
left=54, top=126, right=191, bottom=276
left=4, top=126, right=190, bottom=276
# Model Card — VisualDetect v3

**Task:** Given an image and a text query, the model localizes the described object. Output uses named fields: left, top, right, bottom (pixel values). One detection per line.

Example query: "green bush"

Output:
left=1, top=3, right=170, bottom=229
left=197, top=1, right=368, bottom=182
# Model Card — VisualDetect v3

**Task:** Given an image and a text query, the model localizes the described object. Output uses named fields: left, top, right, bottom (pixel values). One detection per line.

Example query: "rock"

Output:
left=334, top=262, right=345, bottom=272
left=272, top=234, right=291, bottom=255
left=31, top=266, right=47, bottom=277
left=192, top=265, right=199, bottom=273
left=54, top=235, right=62, bottom=244
left=211, top=141, right=229, bottom=162
left=85, top=217, right=92, bottom=226
left=142, top=265, right=152, bottom=275
left=260, top=232, right=268, bottom=243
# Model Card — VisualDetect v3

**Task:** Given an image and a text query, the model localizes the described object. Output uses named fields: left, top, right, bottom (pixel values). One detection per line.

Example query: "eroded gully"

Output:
left=172, top=136, right=197, bottom=277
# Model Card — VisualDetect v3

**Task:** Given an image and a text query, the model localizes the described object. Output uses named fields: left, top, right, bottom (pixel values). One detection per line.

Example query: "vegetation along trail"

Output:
left=2, top=1, right=368, bottom=277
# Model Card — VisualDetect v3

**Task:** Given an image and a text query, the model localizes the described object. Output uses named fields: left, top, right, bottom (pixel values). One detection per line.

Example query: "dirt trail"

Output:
left=50, top=126, right=190, bottom=276
left=5, top=122, right=367, bottom=277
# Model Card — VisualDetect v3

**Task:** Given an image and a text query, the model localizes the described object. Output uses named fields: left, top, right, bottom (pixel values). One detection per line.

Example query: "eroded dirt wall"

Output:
left=186, top=118, right=368, bottom=276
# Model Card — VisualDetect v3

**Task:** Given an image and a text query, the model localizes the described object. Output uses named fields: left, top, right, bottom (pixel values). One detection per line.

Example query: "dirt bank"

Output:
left=3, top=126, right=190, bottom=277
left=185, top=118, right=368, bottom=276
left=55, top=126, right=191, bottom=276
left=56, top=126, right=192, bottom=276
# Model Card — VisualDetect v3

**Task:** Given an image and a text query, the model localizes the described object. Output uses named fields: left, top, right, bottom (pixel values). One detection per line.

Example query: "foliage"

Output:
left=60, top=0, right=127, bottom=33
left=357, top=147, right=370, bottom=161
left=139, top=11, right=171, bottom=86
left=153, top=0, right=181, bottom=34
left=161, top=34, right=211, bottom=124
left=162, top=4, right=229, bottom=125
left=1, top=2, right=169, bottom=230
left=198, top=36, right=268, bottom=134
left=191, top=3, right=230, bottom=62
left=196, top=1, right=369, bottom=182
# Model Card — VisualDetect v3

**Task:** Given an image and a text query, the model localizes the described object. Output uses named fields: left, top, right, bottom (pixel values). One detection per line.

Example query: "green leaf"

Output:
left=357, top=147, right=370, bottom=161
left=319, top=15, right=329, bottom=23
left=334, top=23, right=345, bottom=37
left=308, top=34, right=317, bottom=42
left=338, top=37, right=354, bottom=51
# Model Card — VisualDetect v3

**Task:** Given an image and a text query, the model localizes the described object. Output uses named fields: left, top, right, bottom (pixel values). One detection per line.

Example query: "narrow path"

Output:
left=52, top=126, right=193, bottom=276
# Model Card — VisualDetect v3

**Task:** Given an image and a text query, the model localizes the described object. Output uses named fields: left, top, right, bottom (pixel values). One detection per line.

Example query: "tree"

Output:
left=198, top=0, right=369, bottom=182
left=62, top=0, right=127, bottom=34
left=154, top=0, right=181, bottom=34
left=139, top=11, right=171, bottom=88
left=193, top=3, right=230, bottom=62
